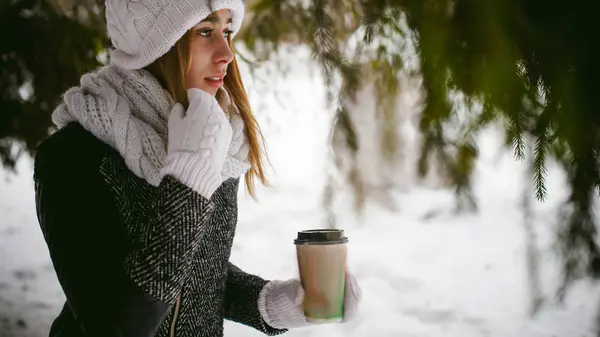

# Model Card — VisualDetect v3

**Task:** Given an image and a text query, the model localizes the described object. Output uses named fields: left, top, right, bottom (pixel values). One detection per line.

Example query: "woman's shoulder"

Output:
left=34, top=122, right=111, bottom=182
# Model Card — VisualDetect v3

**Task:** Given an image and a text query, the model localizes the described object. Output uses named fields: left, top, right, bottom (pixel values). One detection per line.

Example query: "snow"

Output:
left=1, top=48, right=599, bottom=337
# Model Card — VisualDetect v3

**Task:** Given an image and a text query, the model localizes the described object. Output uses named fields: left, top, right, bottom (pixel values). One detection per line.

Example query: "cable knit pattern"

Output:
left=105, top=0, right=245, bottom=69
left=159, top=88, right=233, bottom=198
left=52, top=64, right=170, bottom=186
left=162, top=153, right=222, bottom=199
left=52, top=64, right=251, bottom=188
left=224, top=115, right=251, bottom=177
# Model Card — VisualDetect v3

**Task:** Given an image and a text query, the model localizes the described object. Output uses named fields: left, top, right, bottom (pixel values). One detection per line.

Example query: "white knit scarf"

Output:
left=52, top=64, right=250, bottom=186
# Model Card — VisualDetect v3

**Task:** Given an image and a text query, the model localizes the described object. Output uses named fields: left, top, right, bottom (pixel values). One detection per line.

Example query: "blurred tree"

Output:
left=0, top=0, right=107, bottom=169
left=2, top=0, right=599, bottom=317
left=239, top=0, right=600, bottom=306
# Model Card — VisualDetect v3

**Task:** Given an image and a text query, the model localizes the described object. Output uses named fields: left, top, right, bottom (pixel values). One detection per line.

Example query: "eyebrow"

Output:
left=200, top=13, right=233, bottom=24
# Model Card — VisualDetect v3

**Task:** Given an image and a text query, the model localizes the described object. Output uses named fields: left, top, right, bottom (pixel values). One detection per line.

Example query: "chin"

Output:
left=204, top=87, right=218, bottom=96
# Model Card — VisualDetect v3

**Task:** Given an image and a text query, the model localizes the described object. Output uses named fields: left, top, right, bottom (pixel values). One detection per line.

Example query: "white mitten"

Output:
left=258, top=279, right=308, bottom=329
left=258, top=272, right=362, bottom=329
left=228, top=115, right=248, bottom=159
left=222, top=115, right=251, bottom=179
left=160, top=88, right=233, bottom=198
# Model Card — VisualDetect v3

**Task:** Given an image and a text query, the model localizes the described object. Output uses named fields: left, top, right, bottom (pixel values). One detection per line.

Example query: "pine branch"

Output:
left=340, top=63, right=361, bottom=97
left=330, top=102, right=364, bottom=212
left=308, top=0, right=340, bottom=103
left=361, top=0, right=389, bottom=44
left=331, top=104, right=359, bottom=157
left=532, top=114, right=551, bottom=201
left=507, top=116, right=527, bottom=161
left=238, top=0, right=310, bottom=59
left=453, top=141, right=478, bottom=212
left=523, top=139, right=545, bottom=316
left=417, top=131, right=434, bottom=178
left=372, top=53, right=401, bottom=163
left=556, top=146, right=600, bottom=300
left=595, top=133, right=600, bottom=192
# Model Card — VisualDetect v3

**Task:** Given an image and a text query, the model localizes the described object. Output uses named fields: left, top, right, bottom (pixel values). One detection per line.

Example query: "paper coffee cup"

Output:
left=294, top=229, right=348, bottom=323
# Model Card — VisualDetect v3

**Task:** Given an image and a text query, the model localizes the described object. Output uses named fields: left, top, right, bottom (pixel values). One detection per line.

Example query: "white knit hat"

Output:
left=105, top=0, right=245, bottom=70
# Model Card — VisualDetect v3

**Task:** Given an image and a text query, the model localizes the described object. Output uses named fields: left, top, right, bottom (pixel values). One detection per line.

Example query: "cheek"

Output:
left=186, top=43, right=211, bottom=88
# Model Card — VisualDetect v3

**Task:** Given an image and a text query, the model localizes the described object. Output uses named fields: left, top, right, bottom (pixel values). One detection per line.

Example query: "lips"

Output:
left=204, top=72, right=226, bottom=89
left=204, top=72, right=226, bottom=81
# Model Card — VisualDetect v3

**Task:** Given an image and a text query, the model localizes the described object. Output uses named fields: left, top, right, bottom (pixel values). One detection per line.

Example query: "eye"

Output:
left=196, top=29, right=213, bottom=37
left=224, top=29, right=234, bottom=38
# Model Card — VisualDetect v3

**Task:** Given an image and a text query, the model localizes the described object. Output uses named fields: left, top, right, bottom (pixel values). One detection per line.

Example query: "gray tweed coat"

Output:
left=34, top=122, right=287, bottom=337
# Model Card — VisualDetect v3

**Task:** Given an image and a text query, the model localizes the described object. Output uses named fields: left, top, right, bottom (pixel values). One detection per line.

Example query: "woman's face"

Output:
left=185, top=9, right=234, bottom=96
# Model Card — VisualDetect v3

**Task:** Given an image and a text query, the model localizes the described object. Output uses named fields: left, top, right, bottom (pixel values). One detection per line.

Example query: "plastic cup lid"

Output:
left=294, top=229, right=348, bottom=244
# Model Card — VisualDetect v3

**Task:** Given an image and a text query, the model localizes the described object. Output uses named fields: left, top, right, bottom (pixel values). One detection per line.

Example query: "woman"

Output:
left=33, top=0, right=361, bottom=336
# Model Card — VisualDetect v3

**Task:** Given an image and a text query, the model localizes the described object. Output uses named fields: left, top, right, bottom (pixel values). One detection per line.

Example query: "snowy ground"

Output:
left=1, top=49, right=600, bottom=337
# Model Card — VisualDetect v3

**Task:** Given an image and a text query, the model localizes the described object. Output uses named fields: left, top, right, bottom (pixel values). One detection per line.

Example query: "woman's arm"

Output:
left=34, top=124, right=218, bottom=336
left=223, top=263, right=288, bottom=335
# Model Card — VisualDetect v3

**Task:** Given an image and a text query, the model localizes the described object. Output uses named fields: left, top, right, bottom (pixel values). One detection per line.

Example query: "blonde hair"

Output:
left=146, top=30, right=269, bottom=197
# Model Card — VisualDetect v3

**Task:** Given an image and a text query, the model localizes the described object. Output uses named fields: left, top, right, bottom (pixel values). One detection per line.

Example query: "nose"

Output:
left=213, top=37, right=234, bottom=65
